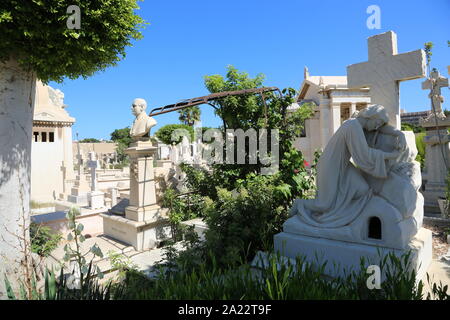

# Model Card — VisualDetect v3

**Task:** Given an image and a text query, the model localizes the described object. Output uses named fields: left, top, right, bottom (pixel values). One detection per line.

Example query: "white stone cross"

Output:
left=347, top=31, right=426, bottom=129
left=422, top=70, right=449, bottom=114
left=87, top=151, right=99, bottom=191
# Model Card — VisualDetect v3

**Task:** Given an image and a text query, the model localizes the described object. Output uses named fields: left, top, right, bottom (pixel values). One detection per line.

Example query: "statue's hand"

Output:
left=384, top=151, right=400, bottom=160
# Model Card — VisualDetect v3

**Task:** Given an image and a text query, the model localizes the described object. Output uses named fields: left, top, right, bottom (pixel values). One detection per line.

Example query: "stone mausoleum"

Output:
left=31, top=81, right=76, bottom=202
left=291, top=67, right=371, bottom=163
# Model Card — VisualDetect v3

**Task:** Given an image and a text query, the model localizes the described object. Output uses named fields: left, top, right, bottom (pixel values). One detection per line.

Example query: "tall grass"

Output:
left=112, top=251, right=449, bottom=300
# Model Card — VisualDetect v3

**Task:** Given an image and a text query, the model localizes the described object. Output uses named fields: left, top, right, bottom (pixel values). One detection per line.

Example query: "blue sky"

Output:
left=49, top=0, right=450, bottom=140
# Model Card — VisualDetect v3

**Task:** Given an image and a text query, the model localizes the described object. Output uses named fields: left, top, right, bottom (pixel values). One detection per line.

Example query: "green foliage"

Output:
left=400, top=124, right=426, bottom=168
left=112, top=250, right=450, bottom=300
left=110, top=127, right=133, bottom=145
left=169, top=66, right=316, bottom=266
left=192, top=66, right=315, bottom=195
left=155, top=124, right=194, bottom=145
left=110, top=127, right=132, bottom=163
left=202, top=175, right=290, bottom=266
left=178, top=106, right=201, bottom=126
left=79, top=138, right=100, bottom=143
left=204, top=65, right=265, bottom=130
left=0, top=0, right=146, bottom=82
left=30, top=222, right=62, bottom=257
left=5, top=256, right=112, bottom=300
left=424, top=42, right=433, bottom=66
left=415, top=132, right=426, bottom=169
left=107, top=251, right=138, bottom=282
left=30, top=200, right=55, bottom=209
left=112, top=162, right=128, bottom=169
left=401, top=122, right=425, bottom=133
left=5, top=267, right=59, bottom=300
left=63, top=206, right=104, bottom=299
left=161, top=188, right=205, bottom=241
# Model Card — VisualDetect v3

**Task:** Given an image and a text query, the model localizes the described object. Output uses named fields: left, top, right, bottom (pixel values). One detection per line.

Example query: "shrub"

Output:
left=161, top=188, right=205, bottom=241
left=155, top=124, right=194, bottom=145
left=30, top=223, right=61, bottom=257
left=415, top=132, right=426, bottom=168
left=202, top=174, right=291, bottom=267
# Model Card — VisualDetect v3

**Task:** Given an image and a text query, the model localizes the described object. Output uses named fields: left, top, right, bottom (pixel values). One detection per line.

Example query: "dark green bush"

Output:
left=30, top=222, right=61, bottom=257
left=155, top=124, right=194, bottom=145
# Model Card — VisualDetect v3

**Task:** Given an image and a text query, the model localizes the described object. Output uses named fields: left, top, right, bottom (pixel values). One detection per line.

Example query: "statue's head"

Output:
left=357, top=104, right=389, bottom=131
left=131, top=98, right=147, bottom=117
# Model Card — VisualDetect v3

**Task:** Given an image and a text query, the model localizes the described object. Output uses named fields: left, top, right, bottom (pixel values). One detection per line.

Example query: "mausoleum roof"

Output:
left=33, top=81, right=75, bottom=125
left=306, top=76, right=348, bottom=86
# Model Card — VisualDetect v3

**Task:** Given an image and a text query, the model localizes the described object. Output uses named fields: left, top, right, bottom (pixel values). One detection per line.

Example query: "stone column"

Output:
left=125, top=142, right=159, bottom=220
left=62, top=125, right=75, bottom=180
left=329, top=101, right=341, bottom=137
left=350, top=102, right=357, bottom=117
left=422, top=122, right=450, bottom=213
left=319, top=96, right=330, bottom=148
left=101, top=140, right=169, bottom=251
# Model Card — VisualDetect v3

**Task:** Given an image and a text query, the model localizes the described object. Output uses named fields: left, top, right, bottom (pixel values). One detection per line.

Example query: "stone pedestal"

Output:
left=101, top=142, right=170, bottom=251
left=109, top=187, right=118, bottom=207
left=273, top=195, right=432, bottom=282
left=89, top=191, right=105, bottom=210
left=421, top=116, right=450, bottom=213
left=274, top=228, right=432, bottom=282
left=68, top=174, right=90, bottom=206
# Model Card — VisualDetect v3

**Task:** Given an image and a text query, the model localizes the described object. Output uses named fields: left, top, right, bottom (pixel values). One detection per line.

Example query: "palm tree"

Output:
left=178, top=106, right=201, bottom=126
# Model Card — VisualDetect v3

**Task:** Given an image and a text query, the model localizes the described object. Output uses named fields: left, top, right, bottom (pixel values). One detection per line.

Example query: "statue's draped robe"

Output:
left=296, top=118, right=389, bottom=228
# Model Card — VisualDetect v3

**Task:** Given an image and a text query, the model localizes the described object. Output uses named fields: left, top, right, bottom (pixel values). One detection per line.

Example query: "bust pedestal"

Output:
left=101, top=141, right=170, bottom=251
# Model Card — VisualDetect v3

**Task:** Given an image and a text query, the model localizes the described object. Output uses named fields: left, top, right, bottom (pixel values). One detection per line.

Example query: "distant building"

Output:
left=32, top=81, right=76, bottom=202
left=400, top=110, right=431, bottom=126
left=289, top=67, right=371, bottom=163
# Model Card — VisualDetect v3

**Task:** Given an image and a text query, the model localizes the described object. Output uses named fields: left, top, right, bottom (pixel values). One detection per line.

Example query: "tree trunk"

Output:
left=0, top=57, right=36, bottom=299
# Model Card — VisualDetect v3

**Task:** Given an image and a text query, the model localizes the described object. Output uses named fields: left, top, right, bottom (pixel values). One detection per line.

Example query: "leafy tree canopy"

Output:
left=155, top=124, right=194, bottom=145
left=110, top=127, right=132, bottom=145
left=0, top=0, right=146, bottom=82
left=205, top=65, right=265, bottom=130
left=110, top=127, right=132, bottom=163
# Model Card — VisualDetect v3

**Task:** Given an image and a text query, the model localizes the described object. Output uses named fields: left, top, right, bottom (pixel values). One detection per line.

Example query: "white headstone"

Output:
left=347, top=31, right=426, bottom=128
left=87, top=151, right=99, bottom=192
left=109, top=187, right=118, bottom=207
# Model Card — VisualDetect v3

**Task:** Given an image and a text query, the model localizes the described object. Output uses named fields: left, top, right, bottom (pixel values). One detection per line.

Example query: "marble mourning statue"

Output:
left=130, top=98, right=157, bottom=142
left=290, top=104, right=422, bottom=229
